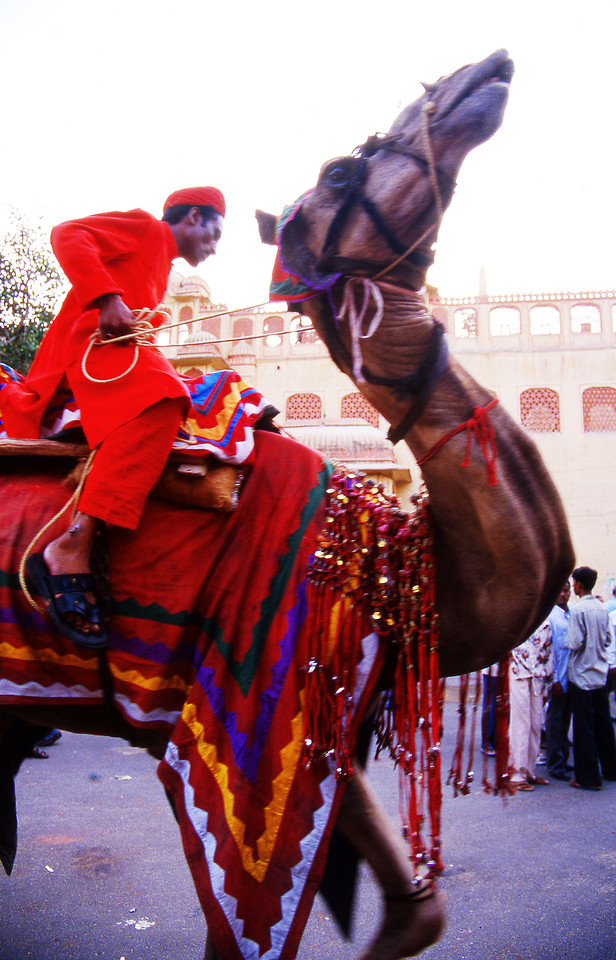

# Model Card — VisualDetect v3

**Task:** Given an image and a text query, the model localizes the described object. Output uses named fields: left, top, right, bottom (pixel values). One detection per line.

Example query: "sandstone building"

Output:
left=162, top=271, right=616, bottom=592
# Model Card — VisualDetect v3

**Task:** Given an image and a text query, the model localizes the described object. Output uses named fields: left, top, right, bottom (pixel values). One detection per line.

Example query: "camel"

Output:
left=257, top=47, right=572, bottom=675
left=0, top=48, right=573, bottom=960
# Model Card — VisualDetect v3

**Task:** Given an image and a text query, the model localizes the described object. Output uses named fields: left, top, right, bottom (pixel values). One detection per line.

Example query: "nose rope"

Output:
left=421, top=100, right=444, bottom=224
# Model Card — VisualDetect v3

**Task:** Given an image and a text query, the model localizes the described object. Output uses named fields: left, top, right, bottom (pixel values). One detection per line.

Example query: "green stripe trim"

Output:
left=1, top=460, right=334, bottom=694
left=216, top=461, right=333, bottom=695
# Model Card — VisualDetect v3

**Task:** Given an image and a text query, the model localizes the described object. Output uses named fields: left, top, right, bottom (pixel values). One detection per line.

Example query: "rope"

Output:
left=416, top=398, right=500, bottom=485
left=421, top=101, right=444, bottom=224
left=19, top=447, right=99, bottom=614
left=337, top=278, right=384, bottom=382
left=81, top=300, right=276, bottom=384
left=371, top=102, right=444, bottom=283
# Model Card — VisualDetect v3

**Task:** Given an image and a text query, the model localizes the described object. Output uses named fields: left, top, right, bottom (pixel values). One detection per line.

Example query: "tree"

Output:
left=0, top=212, right=66, bottom=373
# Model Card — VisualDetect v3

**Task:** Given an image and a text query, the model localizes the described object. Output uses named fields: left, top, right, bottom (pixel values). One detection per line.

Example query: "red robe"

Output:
left=2, top=209, right=189, bottom=446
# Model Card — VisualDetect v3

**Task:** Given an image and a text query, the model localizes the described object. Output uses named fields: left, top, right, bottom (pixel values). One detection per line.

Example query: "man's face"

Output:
left=557, top=581, right=571, bottom=608
left=177, top=210, right=224, bottom=267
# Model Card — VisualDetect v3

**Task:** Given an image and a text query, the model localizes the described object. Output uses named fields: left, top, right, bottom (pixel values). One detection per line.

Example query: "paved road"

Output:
left=1, top=696, right=615, bottom=960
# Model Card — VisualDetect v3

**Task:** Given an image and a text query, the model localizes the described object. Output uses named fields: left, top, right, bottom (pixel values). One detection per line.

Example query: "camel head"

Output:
left=257, top=49, right=513, bottom=294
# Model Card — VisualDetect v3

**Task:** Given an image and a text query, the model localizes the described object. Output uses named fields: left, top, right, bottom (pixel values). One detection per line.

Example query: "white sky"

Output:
left=0, top=0, right=614, bottom=307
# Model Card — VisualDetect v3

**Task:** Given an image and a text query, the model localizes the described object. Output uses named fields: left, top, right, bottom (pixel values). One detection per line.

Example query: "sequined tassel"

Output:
left=302, top=473, right=442, bottom=875
left=448, top=663, right=512, bottom=798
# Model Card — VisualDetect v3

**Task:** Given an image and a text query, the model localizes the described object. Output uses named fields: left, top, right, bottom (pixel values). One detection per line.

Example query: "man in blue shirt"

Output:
left=605, top=586, right=616, bottom=614
left=544, top=581, right=572, bottom=780
left=565, top=566, right=616, bottom=790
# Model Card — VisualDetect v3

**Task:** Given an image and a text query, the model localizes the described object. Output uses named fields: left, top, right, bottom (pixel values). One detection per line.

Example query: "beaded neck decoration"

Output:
left=301, top=469, right=443, bottom=877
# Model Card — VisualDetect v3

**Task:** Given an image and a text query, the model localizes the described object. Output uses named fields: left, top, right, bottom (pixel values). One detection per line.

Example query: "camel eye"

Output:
left=324, top=163, right=349, bottom=188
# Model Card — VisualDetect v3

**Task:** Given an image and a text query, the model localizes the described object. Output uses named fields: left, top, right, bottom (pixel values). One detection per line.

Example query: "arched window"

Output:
left=179, top=305, right=194, bottom=323
left=264, top=315, right=283, bottom=347
left=571, top=303, right=601, bottom=334
left=520, top=388, right=560, bottom=433
left=530, top=305, right=561, bottom=335
left=341, top=392, right=380, bottom=427
left=454, top=307, right=477, bottom=338
left=202, top=316, right=221, bottom=339
left=583, top=387, right=616, bottom=432
left=233, top=316, right=253, bottom=342
left=286, top=393, right=322, bottom=420
left=490, top=306, right=521, bottom=336
left=290, top=314, right=318, bottom=345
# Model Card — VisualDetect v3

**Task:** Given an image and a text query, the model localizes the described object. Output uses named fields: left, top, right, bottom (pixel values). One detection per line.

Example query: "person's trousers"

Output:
left=545, top=690, right=571, bottom=778
left=508, top=676, right=545, bottom=781
left=569, top=681, right=616, bottom=788
left=482, top=673, right=498, bottom=750
left=78, top=397, right=185, bottom=530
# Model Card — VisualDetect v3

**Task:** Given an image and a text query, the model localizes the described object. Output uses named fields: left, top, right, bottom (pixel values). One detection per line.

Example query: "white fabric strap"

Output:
left=337, top=278, right=384, bottom=382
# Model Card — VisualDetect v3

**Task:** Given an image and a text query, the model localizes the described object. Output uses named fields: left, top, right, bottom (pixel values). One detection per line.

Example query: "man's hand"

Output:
left=94, top=293, right=136, bottom=339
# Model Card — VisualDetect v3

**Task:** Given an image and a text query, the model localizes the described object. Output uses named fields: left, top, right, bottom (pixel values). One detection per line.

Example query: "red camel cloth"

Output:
left=0, top=431, right=385, bottom=959
left=1, top=210, right=189, bottom=445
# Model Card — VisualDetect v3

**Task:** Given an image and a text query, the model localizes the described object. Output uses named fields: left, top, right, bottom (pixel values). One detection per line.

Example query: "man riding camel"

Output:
left=2, top=187, right=225, bottom=648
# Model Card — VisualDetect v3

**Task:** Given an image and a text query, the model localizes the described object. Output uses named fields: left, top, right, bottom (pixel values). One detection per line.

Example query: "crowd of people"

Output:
left=483, top=566, right=616, bottom=792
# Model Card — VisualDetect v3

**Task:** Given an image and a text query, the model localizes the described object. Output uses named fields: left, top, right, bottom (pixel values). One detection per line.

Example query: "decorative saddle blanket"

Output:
left=0, top=364, right=270, bottom=466
left=0, top=431, right=388, bottom=960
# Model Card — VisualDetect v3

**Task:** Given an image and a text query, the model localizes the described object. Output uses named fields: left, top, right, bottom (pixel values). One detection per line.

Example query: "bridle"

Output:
left=319, top=111, right=456, bottom=280
left=310, top=101, right=456, bottom=443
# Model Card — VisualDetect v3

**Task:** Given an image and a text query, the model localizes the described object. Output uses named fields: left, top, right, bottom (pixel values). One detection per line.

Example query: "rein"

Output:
left=307, top=102, right=456, bottom=439
left=80, top=301, right=274, bottom=384
left=319, top=106, right=456, bottom=283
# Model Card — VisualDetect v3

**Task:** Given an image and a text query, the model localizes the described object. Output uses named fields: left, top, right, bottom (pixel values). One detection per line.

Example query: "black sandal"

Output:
left=25, top=553, right=108, bottom=649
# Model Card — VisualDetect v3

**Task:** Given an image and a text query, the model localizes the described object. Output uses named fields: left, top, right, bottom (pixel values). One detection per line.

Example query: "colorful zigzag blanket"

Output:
left=0, top=363, right=270, bottom=465
left=0, top=430, right=386, bottom=959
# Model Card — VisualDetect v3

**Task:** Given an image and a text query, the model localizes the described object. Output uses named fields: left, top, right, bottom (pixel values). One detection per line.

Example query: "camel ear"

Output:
left=255, top=209, right=278, bottom=245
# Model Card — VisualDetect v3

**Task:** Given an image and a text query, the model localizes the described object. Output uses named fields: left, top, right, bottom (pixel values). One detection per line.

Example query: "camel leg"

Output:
left=203, top=933, right=217, bottom=960
left=337, top=767, right=445, bottom=960
left=201, top=765, right=445, bottom=960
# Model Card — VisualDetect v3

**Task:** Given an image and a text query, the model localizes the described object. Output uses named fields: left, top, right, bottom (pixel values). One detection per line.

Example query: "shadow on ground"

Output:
left=1, top=696, right=615, bottom=959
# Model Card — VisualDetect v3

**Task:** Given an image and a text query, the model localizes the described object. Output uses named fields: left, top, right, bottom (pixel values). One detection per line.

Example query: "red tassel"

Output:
left=302, top=475, right=443, bottom=878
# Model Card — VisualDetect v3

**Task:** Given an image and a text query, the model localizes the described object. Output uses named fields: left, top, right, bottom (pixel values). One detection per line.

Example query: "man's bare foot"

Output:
left=359, top=882, right=445, bottom=960
left=38, top=512, right=103, bottom=639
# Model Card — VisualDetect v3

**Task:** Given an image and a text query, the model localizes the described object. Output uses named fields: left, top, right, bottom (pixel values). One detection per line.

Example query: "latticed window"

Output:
left=202, top=316, right=221, bottom=339
left=520, top=388, right=560, bottom=433
left=341, top=392, right=379, bottom=427
left=583, top=387, right=616, bottom=432
left=286, top=393, right=322, bottom=419
left=233, top=316, right=253, bottom=341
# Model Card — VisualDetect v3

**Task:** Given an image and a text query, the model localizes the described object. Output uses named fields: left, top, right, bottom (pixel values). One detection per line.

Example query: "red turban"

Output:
left=163, top=186, right=226, bottom=217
